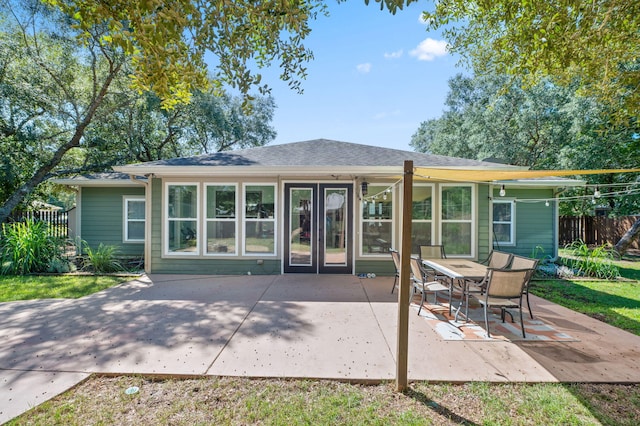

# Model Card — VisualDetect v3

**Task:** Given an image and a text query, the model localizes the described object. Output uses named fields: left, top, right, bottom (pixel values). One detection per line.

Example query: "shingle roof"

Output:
left=120, top=139, right=517, bottom=169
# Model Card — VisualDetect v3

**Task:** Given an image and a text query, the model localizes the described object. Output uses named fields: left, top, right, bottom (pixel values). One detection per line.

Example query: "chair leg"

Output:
left=525, top=291, right=534, bottom=319
left=483, top=304, right=491, bottom=338
left=519, top=306, right=526, bottom=338
left=391, top=275, right=398, bottom=294
left=448, top=279, right=453, bottom=315
left=418, top=291, right=425, bottom=315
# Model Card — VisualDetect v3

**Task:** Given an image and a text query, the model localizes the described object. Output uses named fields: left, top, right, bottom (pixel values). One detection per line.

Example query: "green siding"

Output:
left=477, top=184, right=491, bottom=262
left=81, top=186, right=145, bottom=256
left=152, top=259, right=281, bottom=275
left=355, top=259, right=395, bottom=276
left=492, top=188, right=556, bottom=259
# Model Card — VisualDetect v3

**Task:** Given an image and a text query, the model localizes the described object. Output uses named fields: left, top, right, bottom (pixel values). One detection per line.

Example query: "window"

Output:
left=412, top=184, right=434, bottom=252
left=361, top=184, right=393, bottom=256
left=205, top=184, right=237, bottom=254
left=124, top=196, right=145, bottom=242
left=440, top=185, right=474, bottom=257
left=493, top=199, right=515, bottom=245
left=166, top=184, right=199, bottom=254
left=244, top=184, right=276, bottom=255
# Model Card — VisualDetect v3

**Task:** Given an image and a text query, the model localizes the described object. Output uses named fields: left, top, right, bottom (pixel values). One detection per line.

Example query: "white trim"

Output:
left=123, top=196, right=146, bottom=243
left=492, top=198, right=516, bottom=246
left=203, top=183, right=238, bottom=257
left=164, top=182, right=201, bottom=256
left=438, top=183, right=476, bottom=258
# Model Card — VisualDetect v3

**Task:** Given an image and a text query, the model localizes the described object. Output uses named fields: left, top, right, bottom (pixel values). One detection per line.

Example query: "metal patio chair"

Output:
left=509, top=254, right=540, bottom=318
left=410, top=256, right=449, bottom=315
left=475, top=268, right=530, bottom=338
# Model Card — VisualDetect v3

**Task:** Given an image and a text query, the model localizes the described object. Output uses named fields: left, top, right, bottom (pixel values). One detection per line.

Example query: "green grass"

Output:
left=531, top=255, right=640, bottom=336
left=12, top=377, right=631, bottom=426
left=0, top=275, right=139, bottom=302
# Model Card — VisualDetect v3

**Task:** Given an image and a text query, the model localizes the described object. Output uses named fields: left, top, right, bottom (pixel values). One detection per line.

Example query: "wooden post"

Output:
left=396, top=160, right=413, bottom=392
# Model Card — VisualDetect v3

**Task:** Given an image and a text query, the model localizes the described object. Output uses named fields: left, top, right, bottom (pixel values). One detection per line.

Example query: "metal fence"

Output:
left=5, top=210, right=70, bottom=239
left=559, top=215, right=640, bottom=249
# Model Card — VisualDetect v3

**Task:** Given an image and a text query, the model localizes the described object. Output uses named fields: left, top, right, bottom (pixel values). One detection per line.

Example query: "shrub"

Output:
left=0, top=218, right=63, bottom=275
left=562, top=240, right=619, bottom=280
left=83, top=243, right=124, bottom=273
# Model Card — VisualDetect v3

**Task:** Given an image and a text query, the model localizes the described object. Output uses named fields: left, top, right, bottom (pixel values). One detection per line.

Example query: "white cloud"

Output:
left=356, top=63, right=372, bottom=73
left=384, top=49, right=403, bottom=59
left=373, top=110, right=402, bottom=120
left=409, top=38, right=448, bottom=61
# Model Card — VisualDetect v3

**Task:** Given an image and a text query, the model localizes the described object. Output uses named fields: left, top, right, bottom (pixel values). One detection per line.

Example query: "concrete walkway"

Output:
left=1, top=274, right=639, bottom=423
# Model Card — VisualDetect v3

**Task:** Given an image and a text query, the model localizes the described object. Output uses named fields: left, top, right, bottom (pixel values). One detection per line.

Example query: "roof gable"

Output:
left=118, top=139, right=516, bottom=169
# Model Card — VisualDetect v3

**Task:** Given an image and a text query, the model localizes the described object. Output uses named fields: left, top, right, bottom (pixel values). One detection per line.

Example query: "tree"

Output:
left=411, top=74, right=576, bottom=169
left=422, top=0, right=640, bottom=125
left=0, top=2, right=275, bottom=223
left=83, top=91, right=277, bottom=163
left=46, top=0, right=417, bottom=108
left=411, top=72, right=640, bottom=222
left=0, top=1, right=128, bottom=223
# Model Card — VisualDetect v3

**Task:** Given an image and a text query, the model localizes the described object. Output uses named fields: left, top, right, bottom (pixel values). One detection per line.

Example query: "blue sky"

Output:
left=258, top=1, right=467, bottom=152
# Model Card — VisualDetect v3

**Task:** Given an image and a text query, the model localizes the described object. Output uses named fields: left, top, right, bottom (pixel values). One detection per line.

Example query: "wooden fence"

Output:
left=559, top=216, right=640, bottom=249
left=5, top=210, right=70, bottom=239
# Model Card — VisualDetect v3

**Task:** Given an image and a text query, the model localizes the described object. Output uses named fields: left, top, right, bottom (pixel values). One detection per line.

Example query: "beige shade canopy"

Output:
left=412, top=167, right=640, bottom=182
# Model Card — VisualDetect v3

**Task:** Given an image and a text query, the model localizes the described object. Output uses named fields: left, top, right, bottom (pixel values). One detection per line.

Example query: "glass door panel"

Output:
left=289, top=188, right=313, bottom=267
left=323, top=188, right=347, bottom=266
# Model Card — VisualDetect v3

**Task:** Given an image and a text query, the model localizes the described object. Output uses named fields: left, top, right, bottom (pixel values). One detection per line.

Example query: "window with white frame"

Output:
left=412, top=184, right=434, bottom=252
left=205, top=184, right=237, bottom=254
left=166, top=184, right=199, bottom=254
left=123, top=196, right=145, bottom=242
left=361, top=184, right=393, bottom=255
left=440, top=185, right=474, bottom=257
left=244, top=184, right=276, bottom=255
left=492, top=199, right=515, bottom=245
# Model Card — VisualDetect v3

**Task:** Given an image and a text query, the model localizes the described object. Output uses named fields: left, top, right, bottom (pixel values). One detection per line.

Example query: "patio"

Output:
left=1, top=273, right=639, bottom=422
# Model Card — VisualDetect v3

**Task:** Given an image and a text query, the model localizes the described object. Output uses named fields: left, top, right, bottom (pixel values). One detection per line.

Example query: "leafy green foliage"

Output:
left=0, top=2, right=277, bottom=224
left=0, top=218, right=64, bottom=275
left=563, top=240, right=620, bottom=280
left=422, top=0, right=640, bottom=125
left=83, top=243, right=124, bottom=273
left=411, top=73, right=640, bottom=216
left=45, top=0, right=415, bottom=108
left=84, top=91, right=277, bottom=163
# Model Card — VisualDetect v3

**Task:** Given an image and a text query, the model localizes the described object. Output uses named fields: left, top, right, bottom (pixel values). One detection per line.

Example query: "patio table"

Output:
left=422, top=259, right=488, bottom=322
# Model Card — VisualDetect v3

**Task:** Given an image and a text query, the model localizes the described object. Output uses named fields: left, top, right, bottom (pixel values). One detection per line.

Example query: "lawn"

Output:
left=0, top=274, right=139, bottom=302
left=8, top=377, right=639, bottom=426
left=531, top=254, right=640, bottom=336
left=3, top=259, right=640, bottom=425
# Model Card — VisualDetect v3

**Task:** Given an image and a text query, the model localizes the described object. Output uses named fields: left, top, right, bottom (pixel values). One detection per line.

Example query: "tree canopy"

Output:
left=45, top=0, right=416, bottom=108
left=411, top=73, right=640, bottom=216
left=423, top=0, right=640, bottom=124
left=0, top=1, right=276, bottom=222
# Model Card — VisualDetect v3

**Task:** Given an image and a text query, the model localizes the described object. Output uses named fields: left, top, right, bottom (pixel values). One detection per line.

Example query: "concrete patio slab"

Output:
left=1, top=273, right=639, bottom=423
left=0, top=370, right=89, bottom=424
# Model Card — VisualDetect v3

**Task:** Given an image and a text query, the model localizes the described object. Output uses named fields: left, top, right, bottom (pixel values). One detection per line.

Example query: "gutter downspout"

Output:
left=129, top=175, right=151, bottom=274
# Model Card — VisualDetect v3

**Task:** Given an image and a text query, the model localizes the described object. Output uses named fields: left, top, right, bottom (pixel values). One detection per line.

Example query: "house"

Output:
left=54, top=139, right=583, bottom=275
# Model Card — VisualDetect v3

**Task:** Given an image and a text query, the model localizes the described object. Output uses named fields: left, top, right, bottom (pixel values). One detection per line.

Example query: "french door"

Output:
left=284, top=183, right=353, bottom=273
